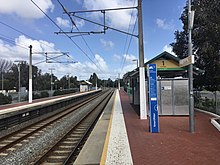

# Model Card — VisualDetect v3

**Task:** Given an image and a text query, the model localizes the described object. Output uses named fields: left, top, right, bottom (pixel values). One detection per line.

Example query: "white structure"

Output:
left=80, top=80, right=92, bottom=92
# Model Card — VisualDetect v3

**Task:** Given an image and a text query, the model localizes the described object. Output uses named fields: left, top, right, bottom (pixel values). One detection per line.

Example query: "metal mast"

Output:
left=138, top=0, right=147, bottom=119
left=188, top=0, right=195, bottom=133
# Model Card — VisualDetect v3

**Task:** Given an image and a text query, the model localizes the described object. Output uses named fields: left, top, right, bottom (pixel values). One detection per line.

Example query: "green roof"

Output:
left=146, top=51, right=180, bottom=65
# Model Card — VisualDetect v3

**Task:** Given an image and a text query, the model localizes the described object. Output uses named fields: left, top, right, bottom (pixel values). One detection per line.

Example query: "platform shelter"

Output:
left=124, top=51, right=190, bottom=115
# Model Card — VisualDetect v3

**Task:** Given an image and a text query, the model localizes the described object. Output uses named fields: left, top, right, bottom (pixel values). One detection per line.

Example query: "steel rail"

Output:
left=0, top=91, right=106, bottom=154
left=32, top=90, right=114, bottom=164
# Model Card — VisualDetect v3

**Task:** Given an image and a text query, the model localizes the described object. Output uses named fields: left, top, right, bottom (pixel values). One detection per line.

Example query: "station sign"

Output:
left=148, top=64, right=159, bottom=133
left=179, top=55, right=194, bottom=67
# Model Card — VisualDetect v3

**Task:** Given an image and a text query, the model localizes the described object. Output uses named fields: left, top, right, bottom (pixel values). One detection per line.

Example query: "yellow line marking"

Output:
left=100, top=90, right=117, bottom=165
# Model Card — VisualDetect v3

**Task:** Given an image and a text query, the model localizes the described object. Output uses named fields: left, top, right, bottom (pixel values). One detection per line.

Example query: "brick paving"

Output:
left=120, top=90, right=220, bottom=165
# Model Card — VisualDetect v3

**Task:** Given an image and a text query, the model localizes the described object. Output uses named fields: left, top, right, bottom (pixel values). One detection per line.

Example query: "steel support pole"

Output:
left=188, top=0, right=195, bottom=133
left=138, top=0, right=147, bottom=119
left=51, top=72, right=53, bottom=93
left=29, top=45, right=33, bottom=103
left=1, top=72, right=3, bottom=93
left=68, top=76, right=70, bottom=89
left=18, top=64, right=21, bottom=102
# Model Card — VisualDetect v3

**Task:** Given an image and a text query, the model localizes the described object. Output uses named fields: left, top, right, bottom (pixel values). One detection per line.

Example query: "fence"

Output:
left=194, top=91, right=220, bottom=115
left=4, top=88, right=79, bottom=104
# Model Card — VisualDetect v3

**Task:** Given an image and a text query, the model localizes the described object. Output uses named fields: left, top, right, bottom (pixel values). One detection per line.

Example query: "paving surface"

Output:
left=120, top=90, right=220, bottom=165
left=74, top=90, right=115, bottom=165
left=105, top=90, right=133, bottom=165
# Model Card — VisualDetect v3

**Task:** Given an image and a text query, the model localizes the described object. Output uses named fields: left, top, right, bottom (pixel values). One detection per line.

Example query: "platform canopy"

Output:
left=123, top=51, right=203, bottom=81
left=146, top=51, right=186, bottom=78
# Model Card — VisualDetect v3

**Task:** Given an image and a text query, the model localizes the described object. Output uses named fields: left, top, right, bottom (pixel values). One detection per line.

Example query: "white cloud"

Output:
left=0, top=0, right=54, bottom=19
left=74, top=19, right=85, bottom=28
left=163, top=45, right=176, bottom=56
left=56, top=17, right=70, bottom=28
left=123, top=54, right=137, bottom=63
left=156, top=18, right=175, bottom=30
left=100, top=39, right=114, bottom=50
left=56, top=17, right=85, bottom=29
left=113, top=54, right=121, bottom=61
left=0, top=35, right=123, bottom=80
left=82, top=0, right=137, bottom=30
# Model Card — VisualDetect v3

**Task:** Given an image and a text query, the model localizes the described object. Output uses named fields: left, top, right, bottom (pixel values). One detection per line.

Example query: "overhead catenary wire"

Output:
left=0, top=32, right=70, bottom=65
left=0, top=21, right=61, bottom=53
left=56, top=0, right=105, bottom=74
left=120, top=0, right=138, bottom=72
left=0, top=21, right=75, bottom=66
left=30, top=0, right=104, bottom=75
left=0, top=35, right=29, bottom=50
left=121, top=15, right=138, bottom=72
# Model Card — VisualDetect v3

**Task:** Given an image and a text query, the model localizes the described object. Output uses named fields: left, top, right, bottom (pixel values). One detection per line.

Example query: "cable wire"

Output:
left=0, top=35, right=29, bottom=50
left=121, top=15, right=138, bottom=72
left=56, top=0, right=105, bottom=74
left=0, top=21, right=60, bottom=53
left=30, top=0, right=103, bottom=74
left=120, top=0, right=137, bottom=69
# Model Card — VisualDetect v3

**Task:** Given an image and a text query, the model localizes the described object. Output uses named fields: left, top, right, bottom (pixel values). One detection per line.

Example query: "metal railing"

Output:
left=194, top=91, right=220, bottom=115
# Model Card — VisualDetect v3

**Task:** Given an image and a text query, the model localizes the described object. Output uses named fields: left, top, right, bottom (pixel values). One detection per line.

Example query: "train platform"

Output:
left=0, top=90, right=100, bottom=118
left=75, top=89, right=220, bottom=165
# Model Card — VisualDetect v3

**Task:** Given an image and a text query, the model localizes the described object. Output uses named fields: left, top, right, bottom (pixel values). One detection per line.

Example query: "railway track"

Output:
left=0, top=89, right=113, bottom=164
left=33, top=89, right=114, bottom=165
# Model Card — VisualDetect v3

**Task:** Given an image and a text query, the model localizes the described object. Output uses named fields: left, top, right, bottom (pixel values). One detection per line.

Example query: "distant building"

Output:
left=80, top=80, right=93, bottom=92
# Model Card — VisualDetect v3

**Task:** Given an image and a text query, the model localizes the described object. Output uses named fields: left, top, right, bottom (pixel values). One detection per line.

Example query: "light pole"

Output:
left=15, top=60, right=25, bottom=102
left=49, top=68, right=55, bottom=96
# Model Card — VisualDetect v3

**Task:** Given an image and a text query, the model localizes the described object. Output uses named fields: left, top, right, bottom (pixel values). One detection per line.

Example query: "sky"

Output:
left=0, top=0, right=186, bottom=81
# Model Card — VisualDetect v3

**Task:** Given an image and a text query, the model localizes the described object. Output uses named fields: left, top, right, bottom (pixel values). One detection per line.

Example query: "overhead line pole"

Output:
left=49, top=68, right=55, bottom=96
left=29, top=45, right=33, bottom=103
left=188, top=0, right=195, bottom=133
left=138, top=0, right=147, bottom=119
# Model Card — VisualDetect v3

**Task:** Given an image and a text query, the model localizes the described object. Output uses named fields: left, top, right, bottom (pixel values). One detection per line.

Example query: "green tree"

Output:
left=89, top=73, right=101, bottom=87
left=171, top=0, right=220, bottom=91
left=0, top=59, right=13, bottom=91
left=69, top=76, right=79, bottom=88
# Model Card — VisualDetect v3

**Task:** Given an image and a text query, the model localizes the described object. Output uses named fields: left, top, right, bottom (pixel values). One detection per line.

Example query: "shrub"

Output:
left=0, top=93, right=12, bottom=105
left=40, top=91, right=49, bottom=98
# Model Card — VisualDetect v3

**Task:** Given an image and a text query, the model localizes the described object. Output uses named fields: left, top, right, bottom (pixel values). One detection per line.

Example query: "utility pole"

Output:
left=96, top=77, right=98, bottom=90
left=188, top=0, right=195, bottom=133
left=15, top=60, right=25, bottom=102
left=138, top=0, right=147, bottom=119
left=18, top=63, right=21, bottom=102
left=1, top=71, right=3, bottom=93
left=29, top=45, right=32, bottom=103
left=67, top=73, right=71, bottom=89
left=49, top=68, right=55, bottom=96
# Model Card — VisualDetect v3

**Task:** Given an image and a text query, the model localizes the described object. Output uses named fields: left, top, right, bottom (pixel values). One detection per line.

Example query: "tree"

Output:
left=0, top=59, right=13, bottom=92
left=89, top=73, right=100, bottom=87
left=170, top=0, right=220, bottom=91
left=70, top=76, right=79, bottom=88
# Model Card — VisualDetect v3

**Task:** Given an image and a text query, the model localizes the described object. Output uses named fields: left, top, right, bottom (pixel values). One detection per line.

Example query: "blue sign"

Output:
left=148, top=64, right=159, bottom=133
